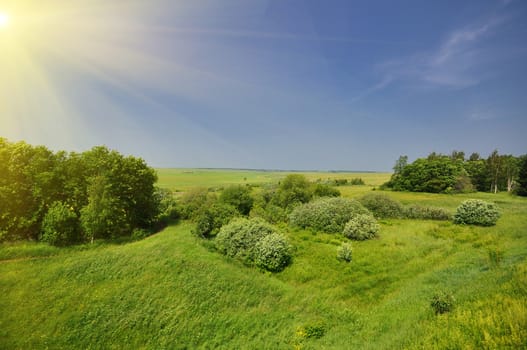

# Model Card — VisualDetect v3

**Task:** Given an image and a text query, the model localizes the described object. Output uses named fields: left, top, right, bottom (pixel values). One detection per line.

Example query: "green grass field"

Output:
left=1, top=170, right=526, bottom=349
left=155, top=168, right=389, bottom=192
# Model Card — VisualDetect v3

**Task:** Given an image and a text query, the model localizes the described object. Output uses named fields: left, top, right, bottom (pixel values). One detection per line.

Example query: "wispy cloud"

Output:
left=353, top=13, right=511, bottom=103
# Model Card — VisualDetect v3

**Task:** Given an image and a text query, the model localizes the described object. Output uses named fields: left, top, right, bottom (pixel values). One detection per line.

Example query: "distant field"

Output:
left=156, top=168, right=391, bottom=191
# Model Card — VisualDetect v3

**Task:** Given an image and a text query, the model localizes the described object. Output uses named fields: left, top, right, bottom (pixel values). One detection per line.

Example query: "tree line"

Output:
left=384, top=150, right=527, bottom=195
left=0, top=138, right=162, bottom=245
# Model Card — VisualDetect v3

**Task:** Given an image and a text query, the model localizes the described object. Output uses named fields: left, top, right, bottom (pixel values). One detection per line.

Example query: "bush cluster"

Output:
left=453, top=199, right=500, bottom=226
left=342, top=214, right=379, bottom=240
left=289, top=197, right=369, bottom=233
left=404, top=205, right=451, bottom=221
left=215, top=218, right=292, bottom=271
left=359, top=193, right=405, bottom=218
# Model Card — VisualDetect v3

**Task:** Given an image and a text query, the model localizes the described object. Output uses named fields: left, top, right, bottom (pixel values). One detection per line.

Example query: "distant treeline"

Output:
left=0, top=138, right=163, bottom=244
left=384, top=150, right=527, bottom=195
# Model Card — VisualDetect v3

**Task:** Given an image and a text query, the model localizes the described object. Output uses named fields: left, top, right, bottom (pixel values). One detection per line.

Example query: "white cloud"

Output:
left=357, top=13, right=510, bottom=101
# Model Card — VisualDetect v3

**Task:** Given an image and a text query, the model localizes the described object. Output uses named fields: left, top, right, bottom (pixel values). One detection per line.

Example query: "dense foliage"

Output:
left=215, top=217, right=291, bottom=271
left=385, top=154, right=471, bottom=193
left=311, top=183, right=340, bottom=198
left=219, top=185, right=254, bottom=215
left=517, top=155, right=527, bottom=196
left=404, top=205, right=451, bottom=221
left=253, top=233, right=292, bottom=272
left=385, top=150, right=527, bottom=194
left=359, top=193, right=405, bottom=218
left=193, top=202, right=239, bottom=238
left=453, top=199, right=501, bottom=226
left=272, top=174, right=313, bottom=209
left=289, top=197, right=369, bottom=233
left=250, top=175, right=341, bottom=223
left=40, top=201, right=80, bottom=246
left=342, top=214, right=380, bottom=240
left=0, top=138, right=159, bottom=244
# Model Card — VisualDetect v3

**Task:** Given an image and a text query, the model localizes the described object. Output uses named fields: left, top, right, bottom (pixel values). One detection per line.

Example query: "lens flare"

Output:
left=0, top=12, right=10, bottom=28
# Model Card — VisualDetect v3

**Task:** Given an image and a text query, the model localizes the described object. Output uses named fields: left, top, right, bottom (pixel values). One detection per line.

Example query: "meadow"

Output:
left=1, top=170, right=526, bottom=349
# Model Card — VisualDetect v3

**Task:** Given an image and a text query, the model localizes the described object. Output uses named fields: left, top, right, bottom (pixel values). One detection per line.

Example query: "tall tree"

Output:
left=487, top=150, right=501, bottom=193
left=516, top=155, right=527, bottom=196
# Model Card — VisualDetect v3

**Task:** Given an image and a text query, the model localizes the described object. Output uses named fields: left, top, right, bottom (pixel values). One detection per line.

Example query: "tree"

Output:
left=41, top=201, right=80, bottom=246
left=393, top=155, right=408, bottom=176
left=0, top=139, right=160, bottom=244
left=386, top=154, right=471, bottom=193
left=450, top=150, right=465, bottom=161
left=517, top=155, right=527, bottom=196
left=501, top=155, right=520, bottom=192
left=272, top=174, right=312, bottom=209
left=487, top=150, right=501, bottom=193
left=80, top=176, right=129, bottom=242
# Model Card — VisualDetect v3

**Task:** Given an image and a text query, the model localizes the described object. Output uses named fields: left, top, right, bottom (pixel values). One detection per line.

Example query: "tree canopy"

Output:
left=385, top=150, right=526, bottom=194
left=0, top=138, right=159, bottom=244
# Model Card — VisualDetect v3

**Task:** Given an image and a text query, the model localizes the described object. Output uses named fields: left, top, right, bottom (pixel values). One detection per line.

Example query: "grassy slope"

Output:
left=1, top=171, right=526, bottom=349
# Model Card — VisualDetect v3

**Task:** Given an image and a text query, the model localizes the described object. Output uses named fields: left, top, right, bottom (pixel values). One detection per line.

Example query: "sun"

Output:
left=0, top=12, right=10, bottom=29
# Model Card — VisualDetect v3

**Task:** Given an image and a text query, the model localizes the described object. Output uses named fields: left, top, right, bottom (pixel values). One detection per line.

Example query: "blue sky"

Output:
left=1, top=0, right=526, bottom=171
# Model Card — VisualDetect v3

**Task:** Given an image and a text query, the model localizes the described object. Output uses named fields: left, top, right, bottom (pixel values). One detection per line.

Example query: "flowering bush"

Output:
left=342, top=214, right=379, bottom=240
left=453, top=199, right=500, bottom=226
left=289, top=197, right=369, bottom=233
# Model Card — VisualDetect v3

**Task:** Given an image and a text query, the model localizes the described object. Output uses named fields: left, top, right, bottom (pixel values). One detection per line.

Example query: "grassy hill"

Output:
left=1, top=172, right=526, bottom=349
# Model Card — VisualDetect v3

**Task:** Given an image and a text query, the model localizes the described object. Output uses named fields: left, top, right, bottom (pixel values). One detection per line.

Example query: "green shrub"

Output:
left=342, top=214, right=379, bottom=240
left=272, top=174, right=312, bottom=209
left=193, top=202, right=238, bottom=238
left=333, top=178, right=348, bottom=186
left=219, top=185, right=254, bottom=215
left=311, top=184, right=340, bottom=198
left=289, top=197, right=370, bottom=233
left=336, top=242, right=352, bottom=262
left=249, top=204, right=288, bottom=224
left=131, top=228, right=151, bottom=241
left=359, top=193, right=404, bottom=218
left=178, top=188, right=211, bottom=219
left=404, top=205, right=451, bottom=220
left=350, top=178, right=365, bottom=185
left=40, top=201, right=80, bottom=246
left=296, top=322, right=326, bottom=339
left=431, top=291, right=455, bottom=314
left=155, top=188, right=180, bottom=224
left=215, top=217, right=277, bottom=264
left=453, top=199, right=501, bottom=226
left=254, top=233, right=292, bottom=272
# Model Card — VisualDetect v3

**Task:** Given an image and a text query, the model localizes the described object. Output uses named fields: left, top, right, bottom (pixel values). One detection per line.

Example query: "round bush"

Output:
left=453, top=199, right=500, bottom=226
left=289, top=197, right=370, bottom=233
left=336, top=242, right=352, bottom=262
left=359, top=193, right=404, bottom=218
left=215, top=217, right=277, bottom=263
left=41, top=201, right=80, bottom=246
left=342, top=214, right=379, bottom=240
left=254, top=233, right=292, bottom=272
